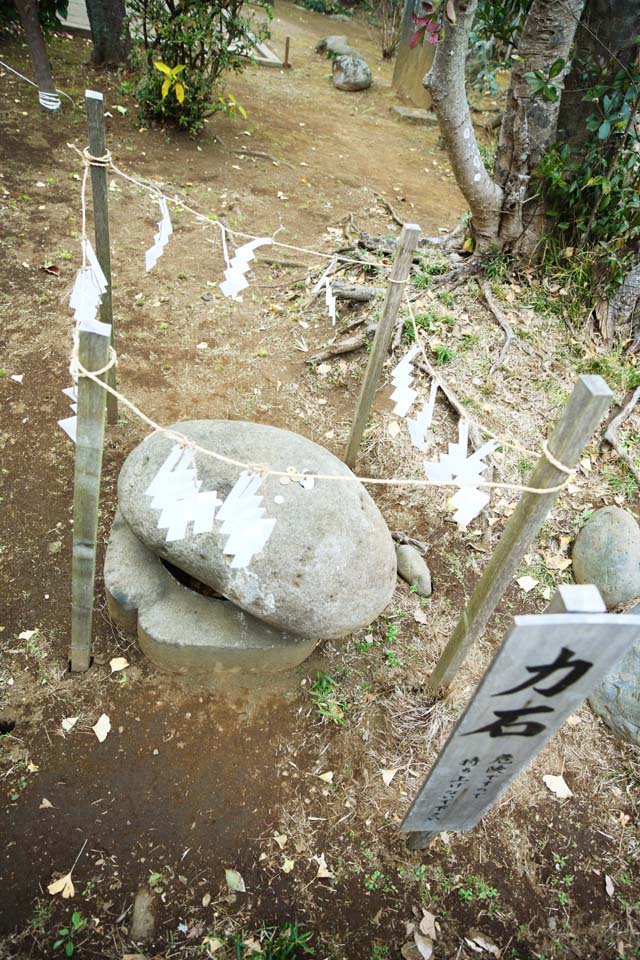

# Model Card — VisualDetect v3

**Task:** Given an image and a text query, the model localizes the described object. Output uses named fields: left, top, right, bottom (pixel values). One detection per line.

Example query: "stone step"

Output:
left=105, top=512, right=317, bottom=677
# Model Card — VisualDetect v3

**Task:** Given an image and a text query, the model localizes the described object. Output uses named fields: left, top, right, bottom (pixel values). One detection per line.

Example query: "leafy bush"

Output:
left=127, top=0, right=272, bottom=135
left=296, top=0, right=350, bottom=15
left=537, top=56, right=640, bottom=285
left=0, top=0, right=68, bottom=35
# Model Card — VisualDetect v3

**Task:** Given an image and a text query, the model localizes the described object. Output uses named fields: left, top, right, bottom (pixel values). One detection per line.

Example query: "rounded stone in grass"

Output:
left=572, top=506, right=640, bottom=609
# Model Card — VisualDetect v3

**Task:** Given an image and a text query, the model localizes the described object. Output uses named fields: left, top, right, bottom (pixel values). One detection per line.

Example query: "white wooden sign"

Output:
left=402, top=585, right=640, bottom=835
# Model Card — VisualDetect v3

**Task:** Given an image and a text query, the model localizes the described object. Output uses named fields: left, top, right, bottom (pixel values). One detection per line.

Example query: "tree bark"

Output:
left=13, top=0, right=57, bottom=100
left=423, top=0, right=503, bottom=253
left=493, top=0, right=586, bottom=258
left=85, top=0, right=130, bottom=65
left=558, top=0, right=640, bottom=148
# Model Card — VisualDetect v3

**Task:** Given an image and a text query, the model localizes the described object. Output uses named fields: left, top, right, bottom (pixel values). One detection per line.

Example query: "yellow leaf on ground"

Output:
left=109, top=657, right=129, bottom=673
left=92, top=714, right=111, bottom=743
left=47, top=872, right=74, bottom=898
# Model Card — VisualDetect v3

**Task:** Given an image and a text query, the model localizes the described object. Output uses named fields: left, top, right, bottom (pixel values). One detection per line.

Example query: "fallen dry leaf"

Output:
left=413, top=607, right=428, bottom=625
left=273, top=833, right=288, bottom=849
left=542, top=774, right=573, bottom=799
left=387, top=420, right=401, bottom=438
left=317, top=363, right=331, bottom=376
left=47, top=872, right=75, bottom=898
left=401, top=943, right=422, bottom=960
left=61, top=717, right=78, bottom=733
left=381, top=768, right=399, bottom=786
left=92, top=714, right=111, bottom=743
left=419, top=909, right=437, bottom=940
left=18, top=629, right=37, bottom=642
left=466, top=930, right=501, bottom=956
left=605, top=874, right=615, bottom=898
left=201, top=892, right=211, bottom=907
left=26, top=761, right=39, bottom=773
left=282, top=858, right=295, bottom=874
left=318, top=771, right=334, bottom=783
left=109, top=657, right=129, bottom=673
left=516, top=575, right=539, bottom=593
left=413, top=931, right=434, bottom=959
left=314, top=853, right=334, bottom=880
left=225, top=869, right=246, bottom=893
left=39, top=798, right=53, bottom=809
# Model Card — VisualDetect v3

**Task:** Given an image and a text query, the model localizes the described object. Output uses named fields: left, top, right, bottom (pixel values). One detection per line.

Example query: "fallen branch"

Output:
left=332, top=281, right=385, bottom=302
left=417, top=358, right=486, bottom=453
left=603, top=385, right=640, bottom=485
left=371, top=190, right=406, bottom=228
left=483, top=281, right=515, bottom=375
left=231, top=148, right=294, bottom=168
left=307, top=324, right=377, bottom=364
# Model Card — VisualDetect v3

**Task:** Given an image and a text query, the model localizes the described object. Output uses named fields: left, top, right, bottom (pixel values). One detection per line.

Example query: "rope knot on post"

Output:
left=82, top=146, right=113, bottom=167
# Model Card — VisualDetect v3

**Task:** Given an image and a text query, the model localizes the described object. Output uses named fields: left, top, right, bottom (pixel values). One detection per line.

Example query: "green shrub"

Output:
left=127, top=0, right=272, bottom=135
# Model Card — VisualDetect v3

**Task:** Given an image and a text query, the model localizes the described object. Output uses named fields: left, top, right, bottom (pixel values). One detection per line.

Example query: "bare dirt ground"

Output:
left=1, top=3, right=639, bottom=959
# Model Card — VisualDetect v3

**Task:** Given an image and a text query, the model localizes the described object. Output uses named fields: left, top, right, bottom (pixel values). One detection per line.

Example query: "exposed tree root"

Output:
left=603, top=386, right=640, bottom=485
left=483, top=281, right=515, bottom=375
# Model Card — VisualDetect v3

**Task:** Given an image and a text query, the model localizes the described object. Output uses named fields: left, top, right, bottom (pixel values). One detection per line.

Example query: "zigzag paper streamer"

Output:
left=325, top=279, right=336, bottom=326
left=57, top=384, right=78, bottom=442
left=69, top=240, right=112, bottom=339
left=219, top=237, right=272, bottom=301
left=423, top=421, right=499, bottom=528
left=145, top=444, right=225, bottom=542
left=407, top=380, right=438, bottom=451
left=217, top=470, right=276, bottom=568
left=390, top=345, right=419, bottom=418
left=145, top=196, right=173, bottom=272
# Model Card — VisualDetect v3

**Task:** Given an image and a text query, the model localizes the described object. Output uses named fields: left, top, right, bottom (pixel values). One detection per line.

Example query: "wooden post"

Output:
left=284, top=36, right=291, bottom=69
left=404, top=584, right=639, bottom=849
left=344, top=223, right=420, bottom=468
left=429, top=375, right=613, bottom=694
left=70, top=330, right=110, bottom=671
left=85, top=89, right=117, bottom=424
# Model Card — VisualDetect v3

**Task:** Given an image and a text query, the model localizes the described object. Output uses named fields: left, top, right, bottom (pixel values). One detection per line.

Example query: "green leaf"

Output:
left=601, top=178, right=612, bottom=195
left=161, top=77, right=171, bottom=99
left=153, top=61, right=173, bottom=76
left=549, top=58, right=565, bottom=79
left=65, top=941, right=74, bottom=957
left=173, top=64, right=186, bottom=74
left=598, top=120, right=611, bottom=139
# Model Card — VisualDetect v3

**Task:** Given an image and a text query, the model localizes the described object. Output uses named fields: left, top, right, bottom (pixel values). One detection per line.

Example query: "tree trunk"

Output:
left=493, top=0, right=586, bottom=258
left=13, top=0, right=58, bottom=107
left=423, top=0, right=503, bottom=253
left=85, top=0, right=130, bottom=65
left=425, top=0, right=585, bottom=260
left=558, top=0, right=640, bottom=148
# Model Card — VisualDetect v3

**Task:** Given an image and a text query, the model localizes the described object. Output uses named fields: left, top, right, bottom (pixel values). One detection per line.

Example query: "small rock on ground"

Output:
left=332, top=54, right=372, bottom=92
left=129, top=886, right=156, bottom=942
left=396, top=544, right=432, bottom=597
left=572, top=505, right=640, bottom=608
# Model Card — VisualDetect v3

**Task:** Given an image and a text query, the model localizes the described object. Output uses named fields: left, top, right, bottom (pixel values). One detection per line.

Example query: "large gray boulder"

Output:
left=572, top=506, right=640, bottom=609
left=118, top=421, right=396, bottom=640
left=590, top=605, right=640, bottom=745
left=332, top=54, right=372, bottom=92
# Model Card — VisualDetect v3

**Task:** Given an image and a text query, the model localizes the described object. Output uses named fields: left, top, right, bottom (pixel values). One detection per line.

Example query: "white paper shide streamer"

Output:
left=423, top=421, right=499, bottom=529
left=325, top=278, right=336, bottom=326
left=219, top=237, right=272, bottom=301
left=145, top=197, right=173, bottom=272
left=57, top=385, right=78, bottom=443
left=59, top=239, right=111, bottom=441
left=390, top=345, right=419, bottom=418
left=145, top=445, right=277, bottom=567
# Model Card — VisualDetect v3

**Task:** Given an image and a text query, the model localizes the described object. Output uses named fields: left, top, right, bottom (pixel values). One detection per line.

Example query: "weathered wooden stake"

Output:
left=284, top=36, right=291, bottom=69
left=428, top=375, right=613, bottom=694
left=344, top=222, right=420, bottom=468
left=85, top=89, right=117, bottom=424
left=405, top=584, right=639, bottom=850
left=70, top=330, right=110, bottom=671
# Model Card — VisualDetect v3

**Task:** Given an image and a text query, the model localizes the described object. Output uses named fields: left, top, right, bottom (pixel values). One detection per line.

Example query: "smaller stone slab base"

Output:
left=105, top=512, right=317, bottom=677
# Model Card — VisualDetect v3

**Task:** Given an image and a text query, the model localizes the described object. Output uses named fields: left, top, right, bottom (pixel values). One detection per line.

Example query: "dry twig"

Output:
left=603, top=385, right=640, bottom=485
left=483, top=281, right=515, bottom=375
